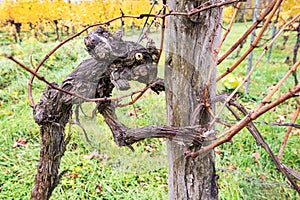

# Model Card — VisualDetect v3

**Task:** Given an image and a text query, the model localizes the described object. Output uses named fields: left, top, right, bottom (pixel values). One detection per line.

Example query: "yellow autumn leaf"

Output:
left=221, top=73, right=242, bottom=90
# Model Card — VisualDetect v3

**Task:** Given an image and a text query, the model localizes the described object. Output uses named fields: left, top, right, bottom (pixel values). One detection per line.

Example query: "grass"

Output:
left=0, top=22, right=299, bottom=199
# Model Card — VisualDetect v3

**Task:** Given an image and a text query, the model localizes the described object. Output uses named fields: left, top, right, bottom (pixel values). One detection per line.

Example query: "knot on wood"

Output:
left=85, top=26, right=159, bottom=90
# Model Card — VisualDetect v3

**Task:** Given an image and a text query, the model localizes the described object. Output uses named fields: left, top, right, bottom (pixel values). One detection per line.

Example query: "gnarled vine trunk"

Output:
left=165, top=0, right=222, bottom=199
left=31, top=84, right=73, bottom=200
left=30, top=26, right=210, bottom=199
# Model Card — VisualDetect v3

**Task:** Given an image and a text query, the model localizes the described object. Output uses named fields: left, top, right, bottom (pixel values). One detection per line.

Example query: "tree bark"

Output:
left=30, top=59, right=107, bottom=199
left=165, top=0, right=222, bottom=199
left=31, top=84, right=73, bottom=200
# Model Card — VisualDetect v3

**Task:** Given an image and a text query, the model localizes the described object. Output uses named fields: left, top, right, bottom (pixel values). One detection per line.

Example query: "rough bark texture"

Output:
left=31, top=58, right=107, bottom=199
left=31, top=84, right=72, bottom=200
left=30, top=27, right=162, bottom=199
left=101, top=104, right=207, bottom=148
left=31, top=26, right=212, bottom=199
left=165, top=0, right=222, bottom=199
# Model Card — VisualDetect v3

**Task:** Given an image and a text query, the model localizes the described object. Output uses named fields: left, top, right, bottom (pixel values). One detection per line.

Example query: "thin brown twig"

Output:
left=168, top=0, right=242, bottom=18
left=187, top=91, right=300, bottom=194
left=188, top=84, right=300, bottom=158
left=226, top=100, right=300, bottom=194
left=258, top=60, right=300, bottom=111
left=215, top=118, right=232, bottom=127
left=217, top=0, right=283, bottom=82
left=137, top=0, right=242, bottom=19
left=277, top=104, right=300, bottom=160
left=190, top=94, right=228, bottom=126
left=115, top=82, right=160, bottom=107
left=217, top=2, right=242, bottom=51
left=203, top=2, right=241, bottom=109
left=283, top=164, right=300, bottom=181
left=210, top=16, right=300, bottom=129
left=195, top=0, right=211, bottom=10
left=217, top=0, right=277, bottom=67
left=157, top=1, right=167, bottom=63
left=204, top=2, right=241, bottom=121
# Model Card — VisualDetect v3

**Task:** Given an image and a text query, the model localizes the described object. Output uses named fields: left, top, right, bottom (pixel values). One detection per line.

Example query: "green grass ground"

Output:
left=0, top=23, right=299, bottom=199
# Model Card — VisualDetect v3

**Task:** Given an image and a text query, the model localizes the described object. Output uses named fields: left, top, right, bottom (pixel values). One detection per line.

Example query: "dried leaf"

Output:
left=13, top=137, right=28, bottom=148
left=144, top=145, right=154, bottom=153
left=69, top=173, right=79, bottom=179
left=259, top=174, right=266, bottom=180
left=127, top=106, right=141, bottom=117
left=229, top=163, right=236, bottom=170
left=149, top=142, right=156, bottom=147
left=95, top=182, right=105, bottom=195
left=252, top=152, right=260, bottom=164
